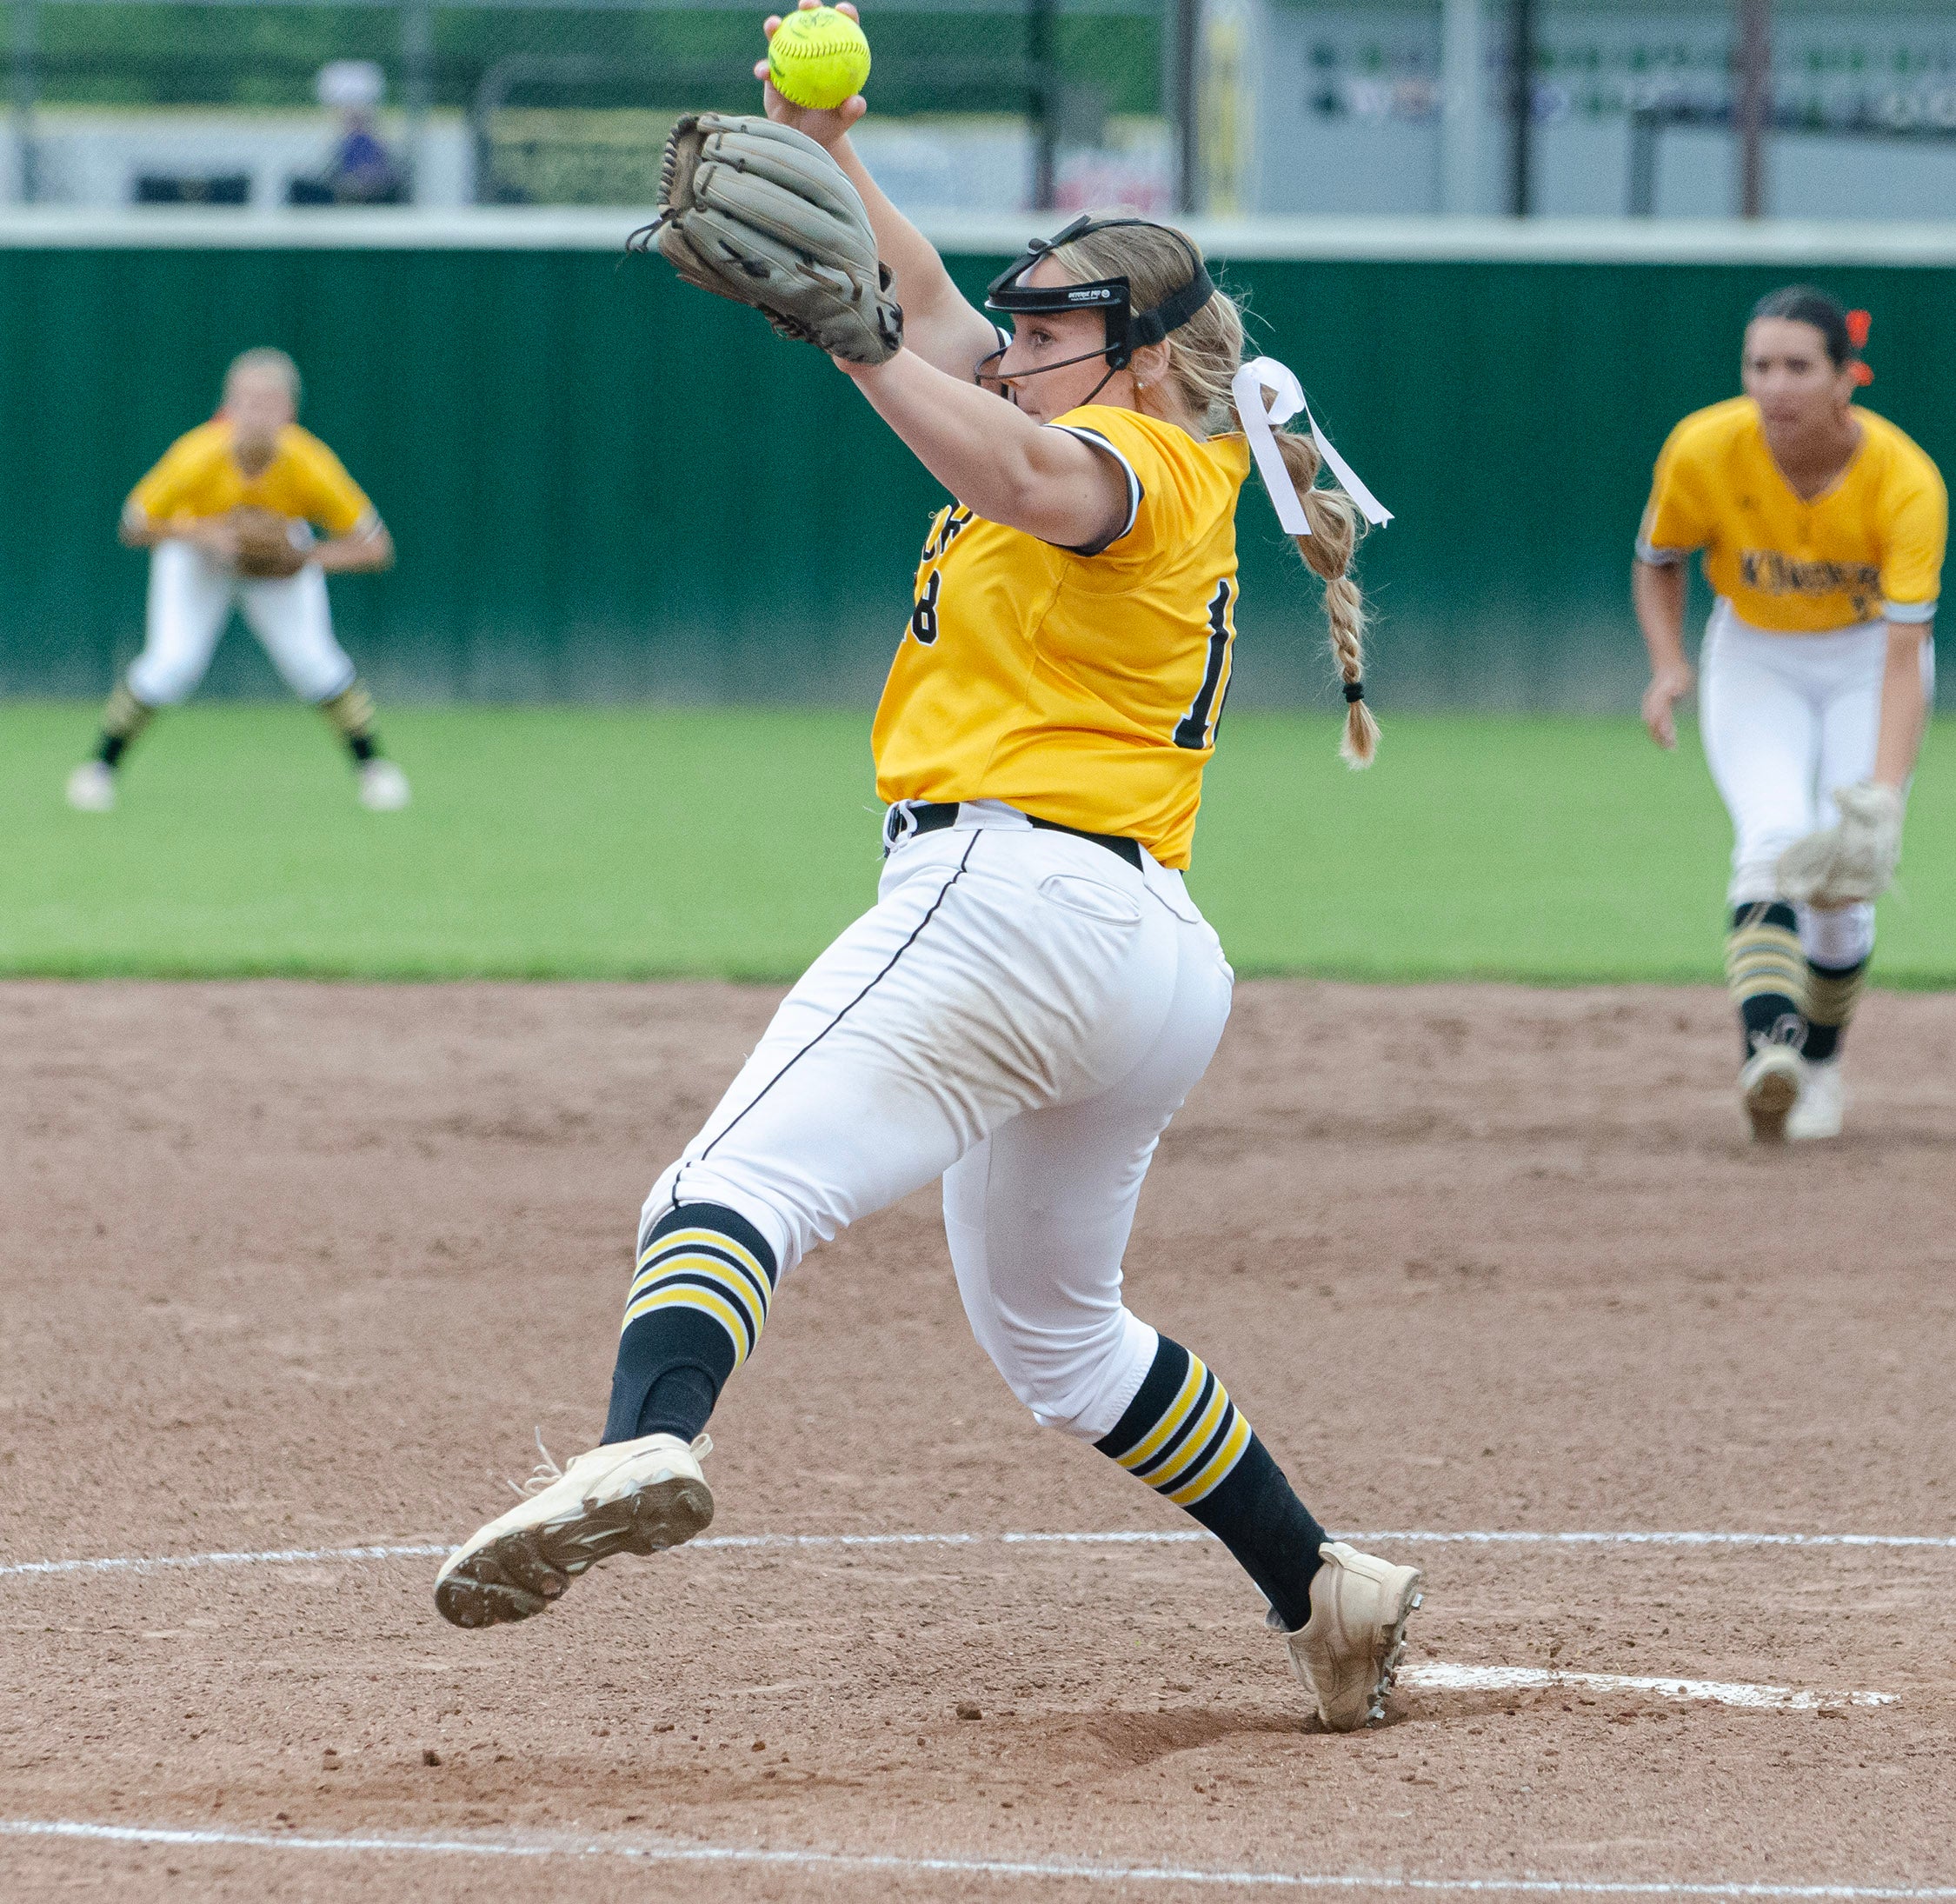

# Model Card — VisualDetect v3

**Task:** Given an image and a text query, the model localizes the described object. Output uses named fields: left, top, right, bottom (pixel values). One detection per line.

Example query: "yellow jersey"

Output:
left=1638, top=396, right=1944, bottom=632
left=872, top=405, right=1253, bottom=870
left=127, top=420, right=375, bottom=535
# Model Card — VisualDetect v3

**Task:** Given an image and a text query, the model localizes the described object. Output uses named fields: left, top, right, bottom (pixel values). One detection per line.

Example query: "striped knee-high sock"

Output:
left=1802, top=956, right=1867, bottom=1066
left=95, top=678, right=155, bottom=768
left=318, top=680, right=383, bottom=764
left=601, top=1202, right=777, bottom=1447
left=1725, top=902, right=1806, bottom=1059
left=1096, top=1335, right=1328, bottom=1632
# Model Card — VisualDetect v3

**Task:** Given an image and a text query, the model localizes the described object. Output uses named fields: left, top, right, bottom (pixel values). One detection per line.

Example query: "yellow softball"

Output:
left=768, top=6, right=872, bottom=112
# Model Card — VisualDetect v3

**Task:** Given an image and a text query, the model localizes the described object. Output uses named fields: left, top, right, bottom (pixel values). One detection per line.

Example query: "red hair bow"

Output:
left=1846, top=309, right=1874, bottom=383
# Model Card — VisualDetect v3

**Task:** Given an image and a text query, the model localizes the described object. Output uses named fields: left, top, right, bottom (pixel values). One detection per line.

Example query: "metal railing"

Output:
left=1627, top=95, right=1956, bottom=218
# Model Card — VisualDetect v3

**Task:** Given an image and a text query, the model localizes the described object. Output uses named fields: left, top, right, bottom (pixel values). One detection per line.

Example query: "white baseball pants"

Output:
left=643, top=802, right=1235, bottom=1441
left=1700, top=600, right=1935, bottom=966
left=126, top=538, right=356, bottom=708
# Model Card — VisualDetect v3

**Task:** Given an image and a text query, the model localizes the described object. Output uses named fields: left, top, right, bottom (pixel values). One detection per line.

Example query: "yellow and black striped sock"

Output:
left=1096, top=1335, right=1327, bottom=1631
left=1725, top=902, right=1806, bottom=1059
left=602, top=1203, right=777, bottom=1446
left=95, top=678, right=155, bottom=769
left=1802, top=956, right=1867, bottom=1065
left=318, top=681, right=381, bottom=764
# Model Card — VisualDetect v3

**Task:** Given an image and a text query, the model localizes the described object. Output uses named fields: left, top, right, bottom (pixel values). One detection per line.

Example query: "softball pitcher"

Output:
left=1637, top=288, right=1943, bottom=1142
left=65, top=347, right=409, bottom=814
left=435, top=6, right=1422, bottom=1733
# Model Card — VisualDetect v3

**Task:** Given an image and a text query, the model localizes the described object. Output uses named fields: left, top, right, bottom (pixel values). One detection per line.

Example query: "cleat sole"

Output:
left=1743, top=1062, right=1800, bottom=1143
left=435, top=1471, right=713, bottom=1631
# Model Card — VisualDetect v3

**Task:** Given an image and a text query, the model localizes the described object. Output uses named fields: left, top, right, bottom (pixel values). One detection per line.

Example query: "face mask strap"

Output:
left=976, top=339, right=1131, bottom=399
left=985, top=216, right=1213, bottom=383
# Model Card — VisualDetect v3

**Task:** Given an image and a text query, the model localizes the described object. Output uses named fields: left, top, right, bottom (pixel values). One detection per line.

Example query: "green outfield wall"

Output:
left=2, top=214, right=1952, bottom=713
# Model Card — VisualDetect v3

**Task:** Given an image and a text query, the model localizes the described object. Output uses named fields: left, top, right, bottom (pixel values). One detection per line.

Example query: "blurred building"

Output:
left=1208, top=0, right=1956, bottom=219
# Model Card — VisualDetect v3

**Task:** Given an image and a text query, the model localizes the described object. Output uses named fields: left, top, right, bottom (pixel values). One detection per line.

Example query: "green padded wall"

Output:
left=1, top=243, right=1950, bottom=711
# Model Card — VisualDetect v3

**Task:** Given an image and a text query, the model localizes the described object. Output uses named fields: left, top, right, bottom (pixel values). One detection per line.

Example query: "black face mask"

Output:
left=978, top=214, right=1215, bottom=404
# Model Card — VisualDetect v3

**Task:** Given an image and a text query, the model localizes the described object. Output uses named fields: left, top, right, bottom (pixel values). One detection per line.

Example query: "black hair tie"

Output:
left=1342, top=682, right=1366, bottom=704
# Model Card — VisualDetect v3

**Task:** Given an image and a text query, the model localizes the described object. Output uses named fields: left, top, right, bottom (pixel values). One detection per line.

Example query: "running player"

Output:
left=1636, top=287, right=1942, bottom=1142
left=434, top=6, right=1422, bottom=1734
left=65, top=347, right=409, bottom=813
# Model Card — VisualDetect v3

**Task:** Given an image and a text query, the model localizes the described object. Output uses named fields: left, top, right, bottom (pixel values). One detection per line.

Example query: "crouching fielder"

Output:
left=1637, top=287, right=1943, bottom=1142
left=66, top=347, right=408, bottom=814
left=436, top=52, right=1421, bottom=1731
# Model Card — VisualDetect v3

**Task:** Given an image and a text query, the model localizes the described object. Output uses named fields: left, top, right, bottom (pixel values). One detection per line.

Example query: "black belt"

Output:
left=885, top=802, right=1144, bottom=872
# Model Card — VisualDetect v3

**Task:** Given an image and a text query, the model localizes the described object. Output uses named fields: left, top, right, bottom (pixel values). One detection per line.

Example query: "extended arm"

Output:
left=841, top=349, right=1128, bottom=547
left=758, top=5, right=1000, bottom=382
left=1633, top=556, right=1693, bottom=749
left=313, top=516, right=395, bottom=575
left=120, top=503, right=238, bottom=562
left=1870, top=481, right=1941, bottom=789
left=120, top=501, right=392, bottom=573
left=1872, top=622, right=1930, bottom=789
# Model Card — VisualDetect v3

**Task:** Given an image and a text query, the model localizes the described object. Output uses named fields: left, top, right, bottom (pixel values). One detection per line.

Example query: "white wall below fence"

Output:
left=3, top=108, right=1168, bottom=217
left=6, top=110, right=476, bottom=210
left=0, top=205, right=1953, bottom=266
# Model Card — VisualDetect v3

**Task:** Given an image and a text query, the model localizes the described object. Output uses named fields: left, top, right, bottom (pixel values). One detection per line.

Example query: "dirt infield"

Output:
left=2, top=977, right=1953, bottom=1900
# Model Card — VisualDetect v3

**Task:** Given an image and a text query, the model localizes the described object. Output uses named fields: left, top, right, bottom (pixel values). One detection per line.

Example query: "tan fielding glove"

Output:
left=229, top=506, right=309, bottom=580
left=635, top=113, right=902, bottom=367
left=1777, top=782, right=1905, bottom=907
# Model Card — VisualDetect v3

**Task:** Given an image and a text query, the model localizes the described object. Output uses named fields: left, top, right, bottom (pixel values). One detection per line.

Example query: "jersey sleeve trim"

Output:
left=1635, top=536, right=1693, bottom=566
left=1048, top=424, right=1143, bottom=556
left=1884, top=597, right=1938, bottom=624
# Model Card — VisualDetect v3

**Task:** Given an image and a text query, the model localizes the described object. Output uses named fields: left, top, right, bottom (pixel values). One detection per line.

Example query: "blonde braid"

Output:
left=1049, top=217, right=1379, bottom=767
left=1273, top=432, right=1377, bottom=767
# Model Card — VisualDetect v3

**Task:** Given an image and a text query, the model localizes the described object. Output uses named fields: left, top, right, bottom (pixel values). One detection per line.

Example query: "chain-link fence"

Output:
left=7, top=3, right=1956, bottom=220
left=3, top=0, right=1171, bottom=210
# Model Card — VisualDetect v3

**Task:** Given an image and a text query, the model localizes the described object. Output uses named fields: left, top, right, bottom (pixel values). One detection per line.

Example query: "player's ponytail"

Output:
left=1048, top=216, right=1378, bottom=766
left=1257, top=423, right=1376, bottom=768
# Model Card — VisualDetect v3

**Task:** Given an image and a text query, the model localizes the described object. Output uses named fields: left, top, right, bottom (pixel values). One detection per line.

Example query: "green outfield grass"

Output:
left=2, top=702, right=1950, bottom=985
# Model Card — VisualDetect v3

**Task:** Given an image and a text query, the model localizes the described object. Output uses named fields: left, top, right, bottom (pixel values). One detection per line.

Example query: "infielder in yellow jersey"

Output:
left=1636, top=286, right=1943, bottom=1142
left=435, top=2, right=1425, bottom=1735
left=65, top=347, right=409, bottom=814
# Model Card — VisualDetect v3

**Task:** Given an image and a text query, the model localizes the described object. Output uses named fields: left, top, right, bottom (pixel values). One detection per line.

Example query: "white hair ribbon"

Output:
left=1230, top=356, right=1393, bottom=538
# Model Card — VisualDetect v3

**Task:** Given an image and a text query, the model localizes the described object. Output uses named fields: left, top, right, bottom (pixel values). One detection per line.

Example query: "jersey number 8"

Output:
left=910, top=570, right=942, bottom=647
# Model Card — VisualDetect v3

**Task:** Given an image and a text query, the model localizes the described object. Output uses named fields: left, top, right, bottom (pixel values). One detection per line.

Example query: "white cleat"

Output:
left=435, top=1431, right=713, bottom=1631
left=1786, top=1059, right=1845, bottom=1141
left=358, top=758, right=411, bottom=811
left=1739, top=1042, right=1804, bottom=1143
left=1280, top=1540, right=1425, bottom=1731
left=65, top=761, right=116, bottom=812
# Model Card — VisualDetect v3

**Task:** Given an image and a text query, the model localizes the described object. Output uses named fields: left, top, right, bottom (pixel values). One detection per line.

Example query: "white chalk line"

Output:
left=2, top=1819, right=1952, bottom=1898
left=0, top=1541, right=451, bottom=1578
left=6, top=1525, right=1956, bottom=1581
left=0, top=1531, right=1906, bottom=1712
left=1399, top=1664, right=1892, bottom=1712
